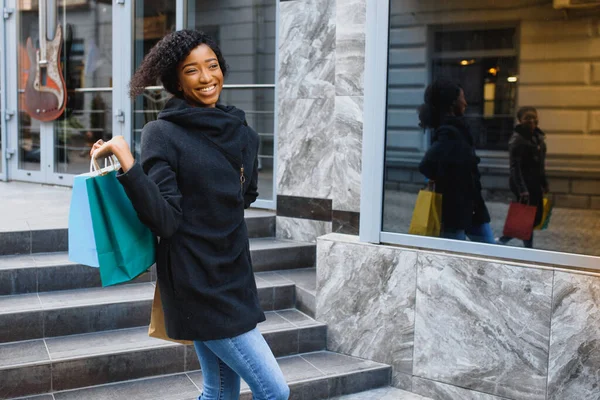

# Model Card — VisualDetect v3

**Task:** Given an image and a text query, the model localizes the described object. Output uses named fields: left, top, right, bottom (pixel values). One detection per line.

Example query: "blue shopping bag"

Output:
left=68, top=173, right=99, bottom=267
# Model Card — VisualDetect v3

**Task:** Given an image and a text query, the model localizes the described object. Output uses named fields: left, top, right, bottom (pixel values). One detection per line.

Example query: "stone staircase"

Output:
left=0, top=210, right=395, bottom=399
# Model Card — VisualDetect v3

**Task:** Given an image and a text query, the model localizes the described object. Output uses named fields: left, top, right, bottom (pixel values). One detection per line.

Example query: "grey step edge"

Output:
left=0, top=212, right=275, bottom=257
left=5, top=351, right=391, bottom=400
left=0, top=279, right=297, bottom=343
left=0, top=313, right=327, bottom=399
left=0, top=238, right=315, bottom=295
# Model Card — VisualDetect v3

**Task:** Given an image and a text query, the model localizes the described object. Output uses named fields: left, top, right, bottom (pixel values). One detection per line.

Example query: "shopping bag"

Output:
left=408, top=189, right=442, bottom=237
left=149, top=284, right=193, bottom=345
left=503, top=202, right=537, bottom=241
left=534, top=197, right=553, bottom=231
left=68, top=174, right=99, bottom=267
left=86, top=158, right=156, bottom=287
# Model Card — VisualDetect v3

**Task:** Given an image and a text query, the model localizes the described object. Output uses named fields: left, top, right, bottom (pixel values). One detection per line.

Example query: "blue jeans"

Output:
left=193, top=327, right=290, bottom=400
left=442, top=223, right=496, bottom=244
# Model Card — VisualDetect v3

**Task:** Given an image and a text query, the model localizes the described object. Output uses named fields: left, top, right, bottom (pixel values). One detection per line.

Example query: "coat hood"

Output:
left=433, top=116, right=474, bottom=146
left=158, top=96, right=249, bottom=163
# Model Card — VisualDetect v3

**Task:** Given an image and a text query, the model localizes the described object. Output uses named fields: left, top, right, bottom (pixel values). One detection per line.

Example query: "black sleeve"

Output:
left=419, top=143, right=440, bottom=180
left=244, top=137, right=260, bottom=209
left=508, top=137, right=528, bottom=195
left=117, top=122, right=183, bottom=238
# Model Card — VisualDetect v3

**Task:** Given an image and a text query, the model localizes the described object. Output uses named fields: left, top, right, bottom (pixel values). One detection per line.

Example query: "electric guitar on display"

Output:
left=24, top=0, right=67, bottom=122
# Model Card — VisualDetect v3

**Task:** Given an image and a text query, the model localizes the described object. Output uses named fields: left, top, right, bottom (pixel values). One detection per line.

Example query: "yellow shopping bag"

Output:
left=534, top=197, right=553, bottom=231
left=408, top=189, right=442, bottom=237
left=149, top=285, right=193, bottom=345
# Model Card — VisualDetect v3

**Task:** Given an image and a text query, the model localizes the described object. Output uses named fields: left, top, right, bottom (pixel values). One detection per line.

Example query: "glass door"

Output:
left=48, top=0, right=114, bottom=185
left=6, top=0, right=114, bottom=185
left=0, top=13, right=5, bottom=182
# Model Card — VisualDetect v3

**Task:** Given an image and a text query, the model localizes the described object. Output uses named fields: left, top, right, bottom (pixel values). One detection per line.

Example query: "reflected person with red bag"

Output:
left=499, top=106, right=549, bottom=248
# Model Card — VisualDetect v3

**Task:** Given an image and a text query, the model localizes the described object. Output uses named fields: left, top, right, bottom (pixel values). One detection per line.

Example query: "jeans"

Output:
left=442, top=223, right=496, bottom=244
left=194, top=327, right=290, bottom=400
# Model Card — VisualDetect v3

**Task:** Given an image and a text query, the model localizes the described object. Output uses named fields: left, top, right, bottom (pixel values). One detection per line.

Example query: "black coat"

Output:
left=419, top=117, right=491, bottom=231
left=117, top=97, right=265, bottom=341
left=508, top=125, right=548, bottom=226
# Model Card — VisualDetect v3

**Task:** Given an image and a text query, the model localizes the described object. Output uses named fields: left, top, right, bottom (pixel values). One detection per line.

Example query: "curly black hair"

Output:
left=128, top=29, right=228, bottom=99
left=418, top=78, right=462, bottom=129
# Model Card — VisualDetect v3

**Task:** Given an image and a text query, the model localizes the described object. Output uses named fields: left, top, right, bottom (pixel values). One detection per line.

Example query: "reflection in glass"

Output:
left=17, top=5, right=42, bottom=171
left=383, top=1, right=600, bottom=257
left=54, top=0, right=113, bottom=174
left=132, top=0, right=176, bottom=160
left=55, top=91, right=112, bottom=174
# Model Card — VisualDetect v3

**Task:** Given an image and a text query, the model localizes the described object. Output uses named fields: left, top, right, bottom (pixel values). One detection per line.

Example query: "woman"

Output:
left=417, top=78, right=494, bottom=243
left=91, top=30, right=289, bottom=400
left=498, top=106, right=548, bottom=248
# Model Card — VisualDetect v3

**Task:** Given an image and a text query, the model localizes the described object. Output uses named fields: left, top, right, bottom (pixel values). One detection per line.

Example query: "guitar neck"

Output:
left=39, top=0, right=47, bottom=65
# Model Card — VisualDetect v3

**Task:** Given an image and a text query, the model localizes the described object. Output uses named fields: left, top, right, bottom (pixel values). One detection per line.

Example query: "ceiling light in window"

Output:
left=507, top=76, right=518, bottom=83
left=460, top=59, right=476, bottom=66
left=488, top=67, right=498, bottom=76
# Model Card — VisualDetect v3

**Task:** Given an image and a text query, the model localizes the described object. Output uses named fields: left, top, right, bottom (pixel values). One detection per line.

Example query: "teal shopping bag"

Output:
left=68, top=174, right=100, bottom=267
left=86, top=170, right=156, bottom=286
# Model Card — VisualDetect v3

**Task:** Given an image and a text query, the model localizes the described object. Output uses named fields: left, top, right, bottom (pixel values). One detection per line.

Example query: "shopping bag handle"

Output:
left=90, top=153, right=120, bottom=176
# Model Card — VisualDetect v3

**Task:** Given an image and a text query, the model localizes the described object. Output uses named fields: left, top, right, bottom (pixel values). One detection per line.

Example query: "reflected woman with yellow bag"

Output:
left=416, top=79, right=494, bottom=244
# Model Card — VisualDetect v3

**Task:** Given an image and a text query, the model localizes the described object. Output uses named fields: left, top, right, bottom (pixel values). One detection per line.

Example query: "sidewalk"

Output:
left=0, top=181, right=72, bottom=232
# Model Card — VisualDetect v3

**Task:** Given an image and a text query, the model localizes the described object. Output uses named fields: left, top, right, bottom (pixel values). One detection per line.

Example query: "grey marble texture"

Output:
left=412, top=377, right=508, bottom=400
left=413, top=254, right=553, bottom=400
left=335, top=0, right=366, bottom=96
left=547, top=271, right=600, bottom=400
left=333, top=96, right=363, bottom=212
left=277, top=98, right=335, bottom=198
left=316, top=237, right=417, bottom=376
left=279, top=0, right=335, bottom=99
left=276, top=216, right=332, bottom=243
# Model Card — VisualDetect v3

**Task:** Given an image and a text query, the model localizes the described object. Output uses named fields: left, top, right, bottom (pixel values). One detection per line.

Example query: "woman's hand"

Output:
left=519, top=192, right=530, bottom=204
left=90, top=136, right=135, bottom=173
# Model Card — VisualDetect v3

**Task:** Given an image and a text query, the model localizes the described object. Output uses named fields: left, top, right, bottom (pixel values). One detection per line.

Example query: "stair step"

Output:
left=0, top=272, right=299, bottom=343
left=5, top=351, right=390, bottom=400
left=0, top=310, right=327, bottom=398
left=0, top=209, right=276, bottom=257
left=332, top=387, right=433, bottom=399
left=0, top=238, right=315, bottom=296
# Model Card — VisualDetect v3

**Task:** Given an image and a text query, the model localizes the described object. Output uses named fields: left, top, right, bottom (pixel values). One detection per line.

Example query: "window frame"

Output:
left=359, top=0, right=600, bottom=270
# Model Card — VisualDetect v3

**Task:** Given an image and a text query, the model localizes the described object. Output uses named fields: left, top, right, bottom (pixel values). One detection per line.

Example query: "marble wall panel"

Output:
left=332, top=96, right=363, bottom=212
left=547, top=271, right=600, bottom=400
left=279, top=0, right=336, bottom=100
left=412, top=377, right=508, bottom=400
left=316, top=234, right=417, bottom=377
left=277, top=98, right=335, bottom=198
left=335, top=0, right=366, bottom=96
left=276, top=216, right=332, bottom=242
left=413, top=254, right=553, bottom=400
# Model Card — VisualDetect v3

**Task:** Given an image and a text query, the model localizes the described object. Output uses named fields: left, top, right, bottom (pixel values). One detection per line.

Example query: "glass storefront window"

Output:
left=381, top=1, right=600, bottom=259
left=132, top=0, right=176, bottom=160
left=17, top=4, right=42, bottom=171
left=54, top=1, right=113, bottom=174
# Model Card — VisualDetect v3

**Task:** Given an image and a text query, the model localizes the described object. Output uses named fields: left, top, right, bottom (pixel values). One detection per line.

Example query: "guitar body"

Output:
left=24, top=24, right=67, bottom=122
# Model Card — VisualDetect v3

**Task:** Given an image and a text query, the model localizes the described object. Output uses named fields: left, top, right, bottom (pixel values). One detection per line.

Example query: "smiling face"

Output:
left=177, top=44, right=224, bottom=108
left=519, top=110, right=539, bottom=133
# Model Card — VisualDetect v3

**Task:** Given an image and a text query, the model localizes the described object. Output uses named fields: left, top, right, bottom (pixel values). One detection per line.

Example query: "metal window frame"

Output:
left=360, top=0, right=600, bottom=270
left=0, top=0, right=8, bottom=181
